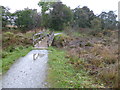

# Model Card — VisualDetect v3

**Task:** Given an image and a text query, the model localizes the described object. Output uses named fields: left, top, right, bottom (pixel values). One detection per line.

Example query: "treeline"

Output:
left=1, top=1, right=119, bottom=31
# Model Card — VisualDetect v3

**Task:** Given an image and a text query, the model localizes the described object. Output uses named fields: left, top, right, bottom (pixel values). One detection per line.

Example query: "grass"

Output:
left=1, top=46, right=33, bottom=74
left=54, top=31, right=62, bottom=34
left=47, top=47, right=105, bottom=88
left=63, top=30, right=119, bottom=88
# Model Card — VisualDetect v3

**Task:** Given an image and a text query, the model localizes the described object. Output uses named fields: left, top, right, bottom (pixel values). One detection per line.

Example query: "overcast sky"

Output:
left=1, top=0, right=120, bottom=16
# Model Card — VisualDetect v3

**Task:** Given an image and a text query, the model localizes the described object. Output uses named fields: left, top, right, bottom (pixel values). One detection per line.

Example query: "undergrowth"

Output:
left=47, top=47, right=105, bottom=88
left=2, top=30, right=34, bottom=75
left=2, top=46, right=33, bottom=74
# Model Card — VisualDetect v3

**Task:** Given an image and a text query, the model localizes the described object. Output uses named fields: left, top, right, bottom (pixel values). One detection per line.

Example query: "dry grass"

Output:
left=54, top=30, right=119, bottom=88
left=97, top=63, right=119, bottom=87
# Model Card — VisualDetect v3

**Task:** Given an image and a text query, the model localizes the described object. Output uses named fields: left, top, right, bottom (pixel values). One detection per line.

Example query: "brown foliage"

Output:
left=53, top=30, right=118, bottom=88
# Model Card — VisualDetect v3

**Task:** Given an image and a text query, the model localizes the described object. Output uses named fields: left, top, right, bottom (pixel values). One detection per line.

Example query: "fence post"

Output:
left=33, top=31, right=54, bottom=47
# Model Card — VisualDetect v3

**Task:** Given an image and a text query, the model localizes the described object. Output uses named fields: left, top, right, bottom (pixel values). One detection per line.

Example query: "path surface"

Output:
left=2, top=50, right=48, bottom=88
left=54, top=33, right=62, bottom=36
left=34, top=37, right=48, bottom=49
left=1, top=33, right=62, bottom=88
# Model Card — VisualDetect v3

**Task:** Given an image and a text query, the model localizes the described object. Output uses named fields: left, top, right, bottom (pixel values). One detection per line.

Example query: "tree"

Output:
left=30, top=9, right=41, bottom=29
left=49, top=2, right=73, bottom=30
left=91, top=17, right=102, bottom=30
left=73, top=6, right=95, bottom=28
left=38, top=1, right=54, bottom=28
left=99, top=11, right=117, bottom=30
left=14, top=8, right=41, bottom=31
left=1, top=6, right=11, bottom=28
left=118, top=21, right=120, bottom=30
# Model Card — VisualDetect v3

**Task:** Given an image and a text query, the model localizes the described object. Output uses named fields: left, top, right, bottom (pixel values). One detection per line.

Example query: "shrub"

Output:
left=97, top=63, right=118, bottom=88
left=2, top=51, right=9, bottom=58
left=52, top=34, right=71, bottom=48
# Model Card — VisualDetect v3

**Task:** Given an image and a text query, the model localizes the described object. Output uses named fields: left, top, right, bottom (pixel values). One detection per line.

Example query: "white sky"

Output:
left=0, top=0, right=119, bottom=16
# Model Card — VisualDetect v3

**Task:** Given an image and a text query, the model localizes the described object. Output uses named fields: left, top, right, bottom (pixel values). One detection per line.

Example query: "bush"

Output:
left=3, top=31, right=32, bottom=51
left=4, top=32, right=14, bottom=38
left=52, top=34, right=71, bottom=48
left=2, top=51, right=9, bottom=58
left=97, top=63, right=119, bottom=88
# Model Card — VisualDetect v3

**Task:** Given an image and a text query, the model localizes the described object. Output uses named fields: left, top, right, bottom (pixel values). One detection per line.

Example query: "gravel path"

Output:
left=2, top=50, right=48, bottom=88
left=1, top=33, right=62, bottom=88
left=54, top=33, right=62, bottom=36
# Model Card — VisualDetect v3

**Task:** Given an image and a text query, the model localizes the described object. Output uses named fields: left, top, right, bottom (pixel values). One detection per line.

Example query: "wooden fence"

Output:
left=47, top=31, right=54, bottom=46
left=33, top=31, right=54, bottom=47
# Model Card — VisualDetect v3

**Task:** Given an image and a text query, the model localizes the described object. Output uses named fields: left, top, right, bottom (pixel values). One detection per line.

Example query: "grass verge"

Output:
left=1, top=46, right=33, bottom=74
left=47, top=47, right=105, bottom=88
left=54, top=31, right=62, bottom=34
